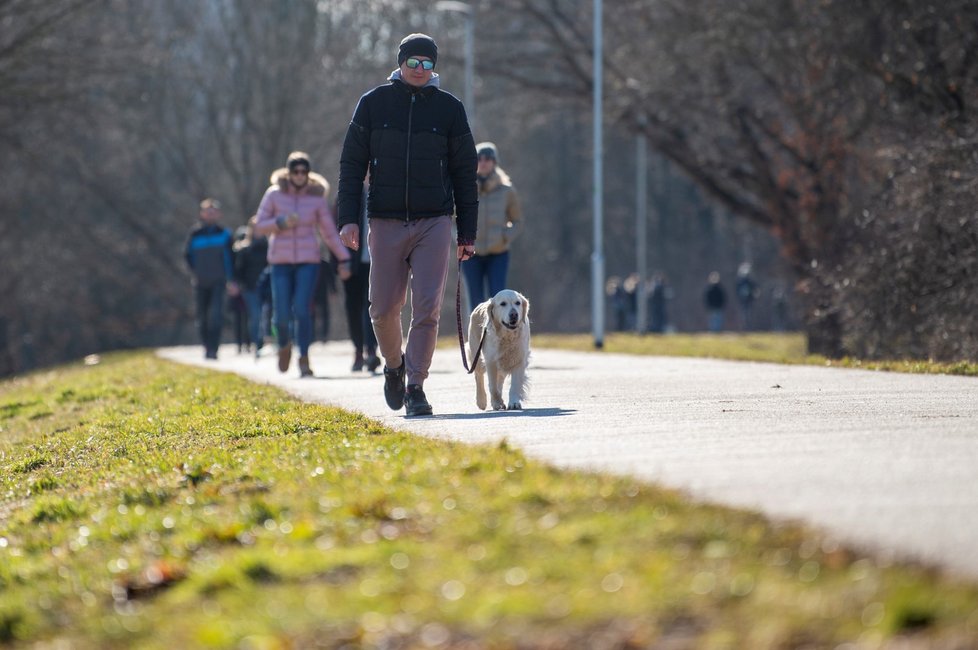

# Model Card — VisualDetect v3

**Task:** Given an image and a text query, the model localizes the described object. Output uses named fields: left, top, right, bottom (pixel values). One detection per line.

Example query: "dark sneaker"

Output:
left=352, top=354, right=364, bottom=372
left=365, top=354, right=381, bottom=373
left=404, top=384, right=433, bottom=417
left=278, top=344, right=292, bottom=373
left=383, top=355, right=406, bottom=410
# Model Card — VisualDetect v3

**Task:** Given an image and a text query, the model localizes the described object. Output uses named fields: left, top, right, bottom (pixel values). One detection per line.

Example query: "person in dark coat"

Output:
left=341, top=180, right=380, bottom=372
left=735, top=262, right=759, bottom=331
left=704, top=271, right=727, bottom=332
left=233, top=217, right=269, bottom=358
left=311, top=257, right=336, bottom=344
left=648, top=273, right=670, bottom=334
left=184, top=198, right=235, bottom=359
left=336, top=33, right=478, bottom=417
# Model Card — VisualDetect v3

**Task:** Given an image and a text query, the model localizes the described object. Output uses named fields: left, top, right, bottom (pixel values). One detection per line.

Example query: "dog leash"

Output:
left=456, top=259, right=486, bottom=374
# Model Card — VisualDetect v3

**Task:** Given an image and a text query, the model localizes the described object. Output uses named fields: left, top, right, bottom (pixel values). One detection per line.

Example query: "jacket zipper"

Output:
left=293, top=193, right=300, bottom=262
left=404, top=92, right=416, bottom=222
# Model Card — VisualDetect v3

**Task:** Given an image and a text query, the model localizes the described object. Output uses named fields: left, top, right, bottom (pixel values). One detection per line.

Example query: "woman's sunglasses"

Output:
left=405, top=57, right=435, bottom=71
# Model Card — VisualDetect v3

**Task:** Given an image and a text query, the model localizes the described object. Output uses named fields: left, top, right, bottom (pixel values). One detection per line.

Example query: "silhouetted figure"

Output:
left=229, top=288, right=248, bottom=352
left=184, top=198, right=235, bottom=360
left=703, top=271, right=727, bottom=332
left=735, top=262, right=758, bottom=331
left=342, top=182, right=380, bottom=372
left=311, top=258, right=336, bottom=343
left=647, top=273, right=670, bottom=334
left=623, top=273, right=640, bottom=331
left=607, top=276, right=629, bottom=332
left=772, top=284, right=788, bottom=332
left=233, top=217, right=269, bottom=357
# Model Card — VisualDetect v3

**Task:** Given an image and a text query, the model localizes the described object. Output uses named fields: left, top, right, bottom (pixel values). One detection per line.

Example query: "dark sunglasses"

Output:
left=289, top=167, right=309, bottom=175
left=405, top=57, right=435, bottom=71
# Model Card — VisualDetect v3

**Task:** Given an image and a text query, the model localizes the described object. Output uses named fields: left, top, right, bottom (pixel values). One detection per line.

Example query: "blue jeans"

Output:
left=270, top=263, right=320, bottom=357
left=461, top=251, right=510, bottom=308
left=708, top=309, right=725, bottom=333
left=240, top=288, right=264, bottom=350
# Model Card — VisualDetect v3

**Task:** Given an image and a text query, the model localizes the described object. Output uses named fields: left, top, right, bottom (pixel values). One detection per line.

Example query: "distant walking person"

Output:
left=311, top=257, right=336, bottom=343
left=735, top=262, right=758, bottom=331
left=184, top=198, right=235, bottom=360
left=228, top=226, right=250, bottom=353
left=254, top=152, right=351, bottom=378
left=771, top=283, right=788, bottom=332
left=233, top=216, right=269, bottom=358
left=606, top=276, right=629, bottom=332
left=462, top=141, right=522, bottom=309
left=342, top=179, right=380, bottom=373
left=337, top=32, right=478, bottom=417
left=704, top=271, right=727, bottom=332
left=647, top=272, right=670, bottom=334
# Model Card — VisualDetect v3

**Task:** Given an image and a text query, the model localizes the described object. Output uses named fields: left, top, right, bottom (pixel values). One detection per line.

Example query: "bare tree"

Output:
left=486, top=0, right=978, bottom=358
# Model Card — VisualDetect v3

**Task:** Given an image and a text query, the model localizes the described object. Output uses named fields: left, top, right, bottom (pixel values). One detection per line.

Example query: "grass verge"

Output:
left=0, top=352, right=976, bottom=648
left=531, top=332, right=978, bottom=376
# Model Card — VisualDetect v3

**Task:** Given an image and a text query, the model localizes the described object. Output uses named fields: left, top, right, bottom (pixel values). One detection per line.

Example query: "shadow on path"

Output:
left=424, top=407, right=576, bottom=421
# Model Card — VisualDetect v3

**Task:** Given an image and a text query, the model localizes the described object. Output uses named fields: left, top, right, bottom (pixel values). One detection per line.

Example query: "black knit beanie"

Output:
left=287, top=151, right=311, bottom=170
left=398, top=33, right=438, bottom=65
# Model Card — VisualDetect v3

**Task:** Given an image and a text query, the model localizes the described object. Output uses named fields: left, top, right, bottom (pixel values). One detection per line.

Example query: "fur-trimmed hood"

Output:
left=269, top=168, right=329, bottom=197
left=478, top=167, right=511, bottom=195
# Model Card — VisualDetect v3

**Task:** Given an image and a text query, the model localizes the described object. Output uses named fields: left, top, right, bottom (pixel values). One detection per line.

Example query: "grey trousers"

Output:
left=367, top=216, right=452, bottom=386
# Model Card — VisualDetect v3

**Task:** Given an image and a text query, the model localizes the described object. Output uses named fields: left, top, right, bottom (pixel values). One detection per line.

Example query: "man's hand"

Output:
left=340, top=224, right=360, bottom=250
left=458, top=245, right=475, bottom=261
left=337, top=259, right=352, bottom=281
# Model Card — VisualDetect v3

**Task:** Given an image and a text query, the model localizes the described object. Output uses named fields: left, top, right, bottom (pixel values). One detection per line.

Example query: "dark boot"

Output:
left=352, top=351, right=364, bottom=372
left=365, top=351, right=381, bottom=373
left=298, top=355, right=313, bottom=378
left=277, top=344, right=292, bottom=373
left=404, top=384, right=433, bottom=417
left=383, top=354, right=406, bottom=410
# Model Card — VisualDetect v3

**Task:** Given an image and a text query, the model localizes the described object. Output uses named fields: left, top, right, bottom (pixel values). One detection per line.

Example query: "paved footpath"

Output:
left=159, top=342, right=978, bottom=580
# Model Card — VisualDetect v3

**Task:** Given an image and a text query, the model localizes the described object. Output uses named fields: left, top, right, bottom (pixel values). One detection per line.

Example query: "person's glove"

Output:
left=275, top=214, right=299, bottom=230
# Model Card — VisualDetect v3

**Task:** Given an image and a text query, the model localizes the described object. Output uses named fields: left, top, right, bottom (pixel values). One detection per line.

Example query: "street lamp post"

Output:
left=592, top=0, right=604, bottom=348
left=435, top=1, right=475, bottom=130
left=635, top=117, right=648, bottom=334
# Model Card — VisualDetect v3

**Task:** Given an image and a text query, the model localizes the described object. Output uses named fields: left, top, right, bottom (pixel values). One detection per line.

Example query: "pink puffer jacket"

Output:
left=254, top=170, right=350, bottom=265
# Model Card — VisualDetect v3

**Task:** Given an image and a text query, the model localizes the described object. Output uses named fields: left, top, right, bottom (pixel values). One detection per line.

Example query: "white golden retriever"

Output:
left=468, top=289, right=531, bottom=411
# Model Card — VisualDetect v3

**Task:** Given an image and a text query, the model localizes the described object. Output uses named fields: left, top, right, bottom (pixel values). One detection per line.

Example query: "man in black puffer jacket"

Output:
left=338, top=33, right=478, bottom=417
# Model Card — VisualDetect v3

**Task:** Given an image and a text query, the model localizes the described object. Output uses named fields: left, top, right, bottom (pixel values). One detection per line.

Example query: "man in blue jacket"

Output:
left=184, top=198, right=235, bottom=359
left=337, top=33, right=478, bottom=417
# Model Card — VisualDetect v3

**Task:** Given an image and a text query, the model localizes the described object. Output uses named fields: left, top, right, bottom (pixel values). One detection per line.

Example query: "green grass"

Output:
left=1, top=352, right=977, bottom=648
left=532, top=332, right=978, bottom=375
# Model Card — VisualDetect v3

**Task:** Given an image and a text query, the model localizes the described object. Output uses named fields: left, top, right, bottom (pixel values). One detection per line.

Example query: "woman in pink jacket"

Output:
left=254, top=152, right=351, bottom=377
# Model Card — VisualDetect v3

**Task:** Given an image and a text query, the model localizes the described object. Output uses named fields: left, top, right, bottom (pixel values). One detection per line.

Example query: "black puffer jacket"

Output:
left=337, top=76, right=478, bottom=243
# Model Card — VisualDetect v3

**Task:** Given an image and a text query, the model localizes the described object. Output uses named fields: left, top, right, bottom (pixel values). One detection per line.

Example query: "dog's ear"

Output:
left=518, top=292, right=530, bottom=322
left=491, top=297, right=509, bottom=331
